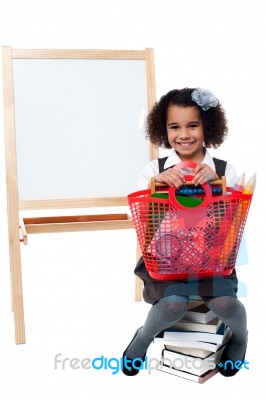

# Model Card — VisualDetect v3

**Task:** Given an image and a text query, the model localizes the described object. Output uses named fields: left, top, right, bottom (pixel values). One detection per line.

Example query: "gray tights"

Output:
left=125, top=295, right=247, bottom=362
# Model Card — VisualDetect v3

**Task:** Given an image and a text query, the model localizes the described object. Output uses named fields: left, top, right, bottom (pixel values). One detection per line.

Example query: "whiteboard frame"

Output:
left=2, top=47, right=157, bottom=344
left=7, top=48, right=158, bottom=210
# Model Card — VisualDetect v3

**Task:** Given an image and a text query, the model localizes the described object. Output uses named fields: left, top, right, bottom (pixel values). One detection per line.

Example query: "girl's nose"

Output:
left=179, top=129, right=190, bottom=138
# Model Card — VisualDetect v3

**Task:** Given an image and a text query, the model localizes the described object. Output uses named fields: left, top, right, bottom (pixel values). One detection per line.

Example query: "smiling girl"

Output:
left=122, top=88, right=248, bottom=378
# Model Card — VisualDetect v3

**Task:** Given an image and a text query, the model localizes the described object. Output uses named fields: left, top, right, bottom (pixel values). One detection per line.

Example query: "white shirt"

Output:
left=137, top=149, right=237, bottom=189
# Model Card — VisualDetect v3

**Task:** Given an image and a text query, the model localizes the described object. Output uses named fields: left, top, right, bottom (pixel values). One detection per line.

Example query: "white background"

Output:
left=0, top=1, right=264, bottom=399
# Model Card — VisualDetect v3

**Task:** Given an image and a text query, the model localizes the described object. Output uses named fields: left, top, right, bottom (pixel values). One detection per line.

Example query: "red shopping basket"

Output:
left=128, top=162, right=253, bottom=280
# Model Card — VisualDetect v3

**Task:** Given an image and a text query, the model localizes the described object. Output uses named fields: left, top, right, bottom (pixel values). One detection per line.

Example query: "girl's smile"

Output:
left=166, top=105, right=205, bottom=163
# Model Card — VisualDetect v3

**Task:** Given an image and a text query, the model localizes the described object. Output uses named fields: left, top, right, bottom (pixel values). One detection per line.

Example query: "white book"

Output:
left=154, top=328, right=232, bottom=352
left=164, top=345, right=213, bottom=358
left=183, top=304, right=216, bottom=324
left=162, top=345, right=225, bottom=376
left=172, top=317, right=222, bottom=334
left=164, top=323, right=230, bottom=345
left=187, top=300, right=204, bottom=310
left=157, top=363, right=219, bottom=384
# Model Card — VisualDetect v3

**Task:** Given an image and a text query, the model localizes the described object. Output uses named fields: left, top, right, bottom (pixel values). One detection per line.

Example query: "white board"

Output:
left=13, top=58, right=149, bottom=200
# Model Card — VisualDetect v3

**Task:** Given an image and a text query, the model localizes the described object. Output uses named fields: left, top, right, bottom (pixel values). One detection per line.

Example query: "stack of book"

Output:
left=155, top=301, right=231, bottom=383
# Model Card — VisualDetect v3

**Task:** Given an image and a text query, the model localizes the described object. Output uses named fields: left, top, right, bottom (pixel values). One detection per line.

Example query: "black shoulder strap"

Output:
left=158, top=155, right=227, bottom=178
left=213, top=157, right=227, bottom=178
left=158, top=156, right=169, bottom=173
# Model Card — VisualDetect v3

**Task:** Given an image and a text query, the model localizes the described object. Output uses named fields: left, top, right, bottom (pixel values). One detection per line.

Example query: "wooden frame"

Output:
left=151, top=176, right=227, bottom=195
left=2, top=47, right=157, bottom=344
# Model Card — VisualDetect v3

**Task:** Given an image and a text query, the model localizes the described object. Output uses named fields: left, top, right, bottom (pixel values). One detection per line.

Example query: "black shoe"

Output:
left=218, top=340, right=247, bottom=377
left=122, top=327, right=146, bottom=376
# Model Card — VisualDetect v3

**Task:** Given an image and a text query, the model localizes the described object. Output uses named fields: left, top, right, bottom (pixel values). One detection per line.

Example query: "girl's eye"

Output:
left=171, top=125, right=179, bottom=130
left=189, top=124, right=198, bottom=128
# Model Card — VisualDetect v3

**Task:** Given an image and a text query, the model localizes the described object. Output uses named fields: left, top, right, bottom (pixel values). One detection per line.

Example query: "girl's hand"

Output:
left=155, top=167, right=186, bottom=189
left=192, top=164, right=219, bottom=186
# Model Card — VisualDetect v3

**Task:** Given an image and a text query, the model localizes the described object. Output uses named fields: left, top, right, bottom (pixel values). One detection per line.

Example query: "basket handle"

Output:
left=169, top=161, right=212, bottom=210
left=151, top=161, right=226, bottom=195
left=168, top=175, right=212, bottom=210
left=172, top=161, right=226, bottom=195
left=173, top=160, right=200, bottom=172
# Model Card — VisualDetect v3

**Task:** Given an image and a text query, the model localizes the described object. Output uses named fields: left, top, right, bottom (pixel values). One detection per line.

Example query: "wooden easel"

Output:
left=2, top=47, right=157, bottom=344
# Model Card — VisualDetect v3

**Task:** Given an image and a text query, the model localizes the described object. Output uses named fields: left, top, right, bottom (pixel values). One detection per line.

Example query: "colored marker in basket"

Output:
left=242, top=173, right=256, bottom=194
left=234, top=172, right=245, bottom=192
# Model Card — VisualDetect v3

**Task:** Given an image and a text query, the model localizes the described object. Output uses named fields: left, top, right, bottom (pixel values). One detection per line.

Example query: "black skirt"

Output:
left=134, top=257, right=238, bottom=305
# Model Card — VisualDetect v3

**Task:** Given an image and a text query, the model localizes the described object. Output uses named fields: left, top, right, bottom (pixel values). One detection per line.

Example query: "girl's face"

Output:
left=166, top=105, right=205, bottom=162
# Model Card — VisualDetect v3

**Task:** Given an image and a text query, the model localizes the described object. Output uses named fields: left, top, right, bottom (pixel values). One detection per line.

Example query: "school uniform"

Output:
left=137, top=149, right=237, bottom=189
left=134, top=149, right=239, bottom=304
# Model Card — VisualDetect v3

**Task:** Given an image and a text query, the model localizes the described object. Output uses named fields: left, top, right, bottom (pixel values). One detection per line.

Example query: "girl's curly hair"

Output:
left=146, top=88, right=228, bottom=149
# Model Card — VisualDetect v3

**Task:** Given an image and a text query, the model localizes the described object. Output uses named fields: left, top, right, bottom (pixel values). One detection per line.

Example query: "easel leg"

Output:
left=10, top=248, right=26, bottom=344
left=10, top=262, right=14, bottom=312
left=3, top=46, right=26, bottom=344
left=13, top=295, right=26, bottom=345
left=134, top=276, right=143, bottom=301
left=134, top=240, right=143, bottom=301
